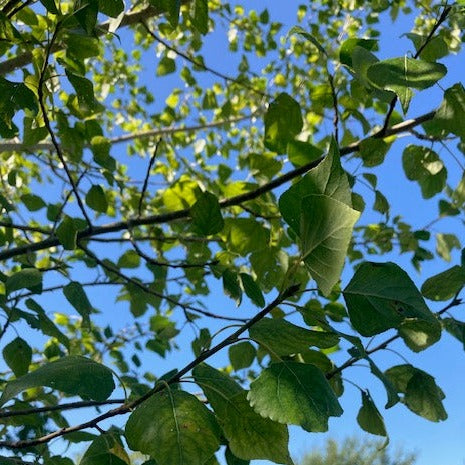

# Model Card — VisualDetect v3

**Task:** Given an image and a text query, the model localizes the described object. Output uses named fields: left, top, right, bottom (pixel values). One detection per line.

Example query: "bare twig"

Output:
left=138, top=139, right=162, bottom=216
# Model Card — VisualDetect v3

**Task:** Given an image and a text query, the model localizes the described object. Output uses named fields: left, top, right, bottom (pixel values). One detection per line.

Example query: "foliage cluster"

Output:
left=0, top=1, right=464, bottom=464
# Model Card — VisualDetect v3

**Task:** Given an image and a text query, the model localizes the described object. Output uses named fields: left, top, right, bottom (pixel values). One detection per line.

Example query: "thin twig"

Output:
left=37, top=22, right=93, bottom=228
left=79, top=243, right=247, bottom=323
left=0, top=398, right=126, bottom=419
left=138, top=139, right=162, bottom=216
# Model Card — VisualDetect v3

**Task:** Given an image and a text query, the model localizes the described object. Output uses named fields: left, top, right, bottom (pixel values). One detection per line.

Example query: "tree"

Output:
left=0, top=0, right=464, bottom=464
left=300, top=437, right=416, bottom=465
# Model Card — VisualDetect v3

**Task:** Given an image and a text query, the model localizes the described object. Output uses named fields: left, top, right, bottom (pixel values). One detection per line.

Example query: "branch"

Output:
left=0, top=2, right=192, bottom=76
left=0, top=398, right=126, bottom=419
left=0, top=112, right=260, bottom=153
left=0, top=284, right=299, bottom=449
left=138, top=139, right=162, bottom=216
left=0, top=108, right=438, bottom=263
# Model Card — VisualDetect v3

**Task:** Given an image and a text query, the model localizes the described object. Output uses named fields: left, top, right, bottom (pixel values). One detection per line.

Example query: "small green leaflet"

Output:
left=56, top=215, right=84, bottom=250
left=21, top=193, right=46, bottom=211
left=222, top=269, right=242, bottom=305
left=402, top=145, right=447, bottom=198
left=433, top=83, right=465, bottom=139
left=385, top=364, right=447, bottom=422
left=3, top=337, right=32, bottom=377
left=239, top=273, right=265, bottom=307
left=63, top=281, right=93, bottom=328
left=157, top=56, right=176, bottom=76
left=190, top=191, right=224, bottom=235
left=264, top=93, right=303, bottom=153
left=249, top=317, right=339, bottom=355
left=192, top=364, right=291, bottom=464
left=339, top=38, right=377, bottom=67
left=287, top=26, right=327, bottom=56
left=125, top=389, right=221, bottom=465
left=248, top=362, right=343, bottom=432
left=357, top=390, right=388, bottom=440
left=366, top=57, right=447, bottom=112
left=0, top=356, right=115, bottom=406
left=66, top=70, right=97, bottom=112
left=80, top=433, right=130, bottom=465
left=229, top=341, right=256, bottom=370
left=343, top=262, right=441, bottom=351
left=192, top=0, right=209, bottom=34
left=421, top=265, right=465, bottom=301
left=6, top=268, right=42, bottom=295
left=85, top=184, right=108, bottom=213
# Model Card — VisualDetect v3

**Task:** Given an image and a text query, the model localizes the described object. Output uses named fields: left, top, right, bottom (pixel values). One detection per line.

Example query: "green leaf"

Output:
left=0, top=77, right=38, bottom=137
left=373, top=190, right=389, bottom=214
left=157, top=56, right=176, bottom=76
left=300, top=195, right=360, bottom=296
left=287, top=140, right=323, bottom=167
left=63, top=281, right=93, bottom=327
left=66, top=70, right=97, bottom=112
left=192, top=365, right=291, bottom=464
left=3, top=337, right=32, bottom=377
left=21, top=193, right=46, bottom=211
left=192, top=0, right=209, bottom=34
left=125, top=389, right=221, bottom=465
left=248, top=362, right=343, bottom=432
left=91, top=136, right=115, bottom=171
left=358, top=138, right=390, bottom=167
left=225, top=447, right=249, bottom=465
left=287, top=26, right=327, bottom=56
left=6, top=268, right=42, bottom=295
left=40, top=0, right=59, bottom=14
left=80, top=433, right=130, bottom=465
left=98, top=0, right=124, bottom=17
left=442, top=317, right=465, bottom=349
left=405, top=33, right=448, bottom=62
left=249, top=318, right=339, bottom=355
left=421, top=266, right=465, bottom=301
left=402, top=145, right=447, bottom=198
left=0, top=356, right=115, bottom=406
left=385, top=365, right=447, bottom=422
left=366, top=57, right=446, bottom=112
left=343, top=262, right=441, bottom=350
left=190, top=191, right=224, bottom=235
left=239, top=273, right=265, bottom=307
left=151, top=0, right=181, bottom=28
left=229, top=341, right=256, bottom=370
left=264, top=93, right=303, bottom=153
left=73, top=0, right=98, bottom=34
left=365, top=356, right=399, bottom=408
left=436, top=233, right=460, bottom=262
left=433, top=83, right=465, bottom=138
left=279, top=142, right=353, bottom=235
left=357, top=390, right=388, bottom=438
left=56, top=215, right=80, bottom=250
left=117, top=250, right=141, bottom=269
left=85, top=184, right=108, bottom=213
left=339, top=38, right=377, bottom=67
left=225, top=218, right=270, bottom=255
left=222, top=269, right=242, bottom=305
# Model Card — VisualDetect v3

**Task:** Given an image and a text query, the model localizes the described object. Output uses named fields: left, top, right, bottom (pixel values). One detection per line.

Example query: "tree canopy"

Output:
left=0, top=1, right=464, bottom=464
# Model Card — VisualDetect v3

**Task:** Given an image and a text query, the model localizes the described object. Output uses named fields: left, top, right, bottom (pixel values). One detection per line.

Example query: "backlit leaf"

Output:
left=3, top=337, right=32, bottom=377
left=357, top=390, right=388, bottom=438
left=190, top=191, right=224, bottom=235
left=126, top=388, right=221, bottom=465
left=421, top=266, right=465, bottom=301
left=0, top=356, right=115, bottom=405
left=248, top=362, right=343, bottom=432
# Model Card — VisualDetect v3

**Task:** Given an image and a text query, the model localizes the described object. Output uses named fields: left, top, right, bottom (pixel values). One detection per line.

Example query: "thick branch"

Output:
left=0, top=108, right=437, bottom=263
left=0, top=284, right=299, bottom=449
